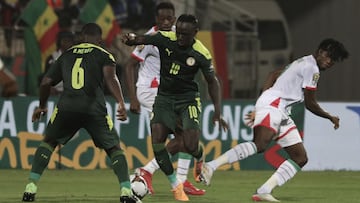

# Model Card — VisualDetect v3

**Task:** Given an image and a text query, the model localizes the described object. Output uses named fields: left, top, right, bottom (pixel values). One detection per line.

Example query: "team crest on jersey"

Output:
left=312, top=73, right=320, bottom=85
left=186, top=57, right=195, bottom=66
left=136, top=45, right=145, bottom=52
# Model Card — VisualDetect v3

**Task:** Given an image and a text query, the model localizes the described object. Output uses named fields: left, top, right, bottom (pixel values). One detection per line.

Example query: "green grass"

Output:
left=2, top=169, right=360, bottom=203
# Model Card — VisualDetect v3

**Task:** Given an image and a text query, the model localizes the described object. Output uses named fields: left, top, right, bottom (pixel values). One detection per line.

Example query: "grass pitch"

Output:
left=2, top=169, right=360, bottom=203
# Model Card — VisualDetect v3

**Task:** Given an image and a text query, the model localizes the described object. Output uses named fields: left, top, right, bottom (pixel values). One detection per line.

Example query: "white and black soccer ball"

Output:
left=130, top=174, right=148, bottom=199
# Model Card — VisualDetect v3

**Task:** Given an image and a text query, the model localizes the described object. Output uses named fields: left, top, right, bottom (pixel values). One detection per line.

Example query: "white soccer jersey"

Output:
left=131, top=26, right=161, bottom=89
left=256, top=55, right=320, bottom=112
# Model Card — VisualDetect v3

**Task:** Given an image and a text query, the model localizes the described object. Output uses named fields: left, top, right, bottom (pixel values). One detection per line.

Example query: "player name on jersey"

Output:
left=73, top=48, right=94, bottom=54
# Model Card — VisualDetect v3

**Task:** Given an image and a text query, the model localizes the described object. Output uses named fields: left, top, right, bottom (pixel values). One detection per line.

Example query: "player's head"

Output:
left=56, top=31, right=75, bottom=51
left=315, top=38, right=349, bottom=70
left=80, top=23, right=102, bottom=45
left=175, top=14, right=199, bottom=47
left=155, top=1, right=176, bottom=31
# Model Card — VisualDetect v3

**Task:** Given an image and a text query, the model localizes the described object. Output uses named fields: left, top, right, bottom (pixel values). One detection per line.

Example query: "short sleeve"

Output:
left=302, top=65, right=319, bottom=90
left=45, top=57, right=63, bottom=85
left=131, top=45, right=152, bottom=62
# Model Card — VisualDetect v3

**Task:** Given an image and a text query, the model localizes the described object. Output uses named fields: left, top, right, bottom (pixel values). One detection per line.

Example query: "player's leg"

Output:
left=167, top=131, right=206, bottom=195
left=133, top=87, right=158, bottom=194
left=200, top=126, right=271, bottom=186
left=22, top=110, right=79, bottom=202
left=86, top=114, right=141, bottom=203
left=253, top=119, right=303, bottom=202
left=151, top=122, right=188, bottom=201
left=200, top=108, right=279, bottom=186
left=151, top=95, right=189, bottom=201
left=135, top=134, right=182, bottom=195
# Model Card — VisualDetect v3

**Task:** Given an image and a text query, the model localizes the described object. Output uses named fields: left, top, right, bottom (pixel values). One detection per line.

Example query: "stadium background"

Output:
left=0, top=0, right=359, bottom=171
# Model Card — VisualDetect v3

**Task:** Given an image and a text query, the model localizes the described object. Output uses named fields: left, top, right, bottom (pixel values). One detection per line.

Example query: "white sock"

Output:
left=142, top=158, right=160, bottom=174
left=208, top=142, right=257, bottom=170
left=257, top=159, right=301, bottom=194
left=176, top=153, right=192, bottom=183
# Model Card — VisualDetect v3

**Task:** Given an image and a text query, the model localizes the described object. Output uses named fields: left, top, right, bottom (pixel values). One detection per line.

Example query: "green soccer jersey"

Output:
left=144, top=31, right=215, bottom=96
left=46, top=43, right=116, bottom=114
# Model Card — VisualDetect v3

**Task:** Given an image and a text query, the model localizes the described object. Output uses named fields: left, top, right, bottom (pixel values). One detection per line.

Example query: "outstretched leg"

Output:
left=22, top=142, right=56, bottom=202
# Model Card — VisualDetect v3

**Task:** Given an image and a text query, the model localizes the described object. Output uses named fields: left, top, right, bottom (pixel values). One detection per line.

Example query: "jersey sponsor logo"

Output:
left=165, top=48, right=173, bottom=56
left=186, top=57, right=195, bottom=66
left=311, top=73, right=320, bottom=86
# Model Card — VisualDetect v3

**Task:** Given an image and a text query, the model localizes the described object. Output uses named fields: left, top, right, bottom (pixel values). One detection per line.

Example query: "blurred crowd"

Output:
left=0, top=0, right=167, bottom=97
left=0, top=0, right=159, bottom=32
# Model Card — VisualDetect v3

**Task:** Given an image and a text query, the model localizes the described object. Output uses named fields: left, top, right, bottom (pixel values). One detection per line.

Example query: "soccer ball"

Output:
left=130, top=175, right=148, bottom=199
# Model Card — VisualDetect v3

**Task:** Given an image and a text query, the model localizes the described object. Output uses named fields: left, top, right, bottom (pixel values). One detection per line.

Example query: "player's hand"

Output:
left=32, top=106, right=47, bottom=122
left=116, top=103, right=127, bottom=121
left=244, top=111, right=255, bottom=127
left=213, top=117, right=229, bottom=132
left=120, top=33, right=136, bottom=45
left=130, top=99, right=141, bottom=114
left=330, top=115, right=340, bottom=130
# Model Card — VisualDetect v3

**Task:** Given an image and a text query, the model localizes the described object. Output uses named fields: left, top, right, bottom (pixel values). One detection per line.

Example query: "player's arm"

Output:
left=121, top=32, right=163, bottom=47
left=32, top=61, right=62, bottom=122
left=103, top=64, right=127, bottom=121
left=32, top=76, right=52, bottom=122
left=121, top=33, right=147, bottom=46
left=304, top=89, right=339, bottom=129
left=203, top=72, right=229, bottom=131
left=124, top=56, right=141, bottom=114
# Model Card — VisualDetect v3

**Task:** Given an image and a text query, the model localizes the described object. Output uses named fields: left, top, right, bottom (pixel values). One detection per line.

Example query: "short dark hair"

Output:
left=318, top=38, right=349, bottom=62
left=156, top=1, right=175, bottom=15
left=81, top=23, right=102, bottom=37
left=177, top=14, right=199, bottom=29
left=56, top=31, right=74, bottom=47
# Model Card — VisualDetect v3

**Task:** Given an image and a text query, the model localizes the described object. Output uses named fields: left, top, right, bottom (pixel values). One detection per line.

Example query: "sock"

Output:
left=208, top=142, right=257, bottom=170
left=168, top=171, right=181, bottom=189
left=142, top=158, right=160, bottom=174
left=257, top=159, right=301, bottom=194
left=176, top=152, right=192, bottom=183
left=153, top=143, right=174, bottom=176
left=29, top=142, right=54, bottom=182
left=110, top=150, right=131, bottom=190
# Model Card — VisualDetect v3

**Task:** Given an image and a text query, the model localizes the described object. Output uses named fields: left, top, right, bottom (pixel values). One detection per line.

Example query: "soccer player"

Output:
left=124, top=2, right=205, bottom=196
left=22, top=23, right=141, bottom=203
left=199, top=38, right=349, bottom=202
left=122, top=14, right=228, bottom=201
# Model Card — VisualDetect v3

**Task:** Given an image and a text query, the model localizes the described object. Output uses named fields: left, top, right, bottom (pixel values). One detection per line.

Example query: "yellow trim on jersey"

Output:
left=71, top=43, right=115, bottom=62
left=50, top=106, right=58, bottom=124
left=159, top=31, right=177, bottom=41
left=158, top=31, right=212, bottom=59
left=193, top=39, right=212, bottom=60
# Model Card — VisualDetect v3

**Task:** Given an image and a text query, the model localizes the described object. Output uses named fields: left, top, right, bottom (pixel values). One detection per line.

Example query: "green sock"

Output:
left=153, top=143, right=174, bottom=175
left=110, top=150, right=131, bottom=190
left=29, top=142, right=54, bottom=182
left=167, top=171, right=178, bottom=187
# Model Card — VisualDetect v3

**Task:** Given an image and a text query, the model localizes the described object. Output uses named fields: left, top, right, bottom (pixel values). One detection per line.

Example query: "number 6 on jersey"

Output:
left=72, top=58, right=84, bottom=89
